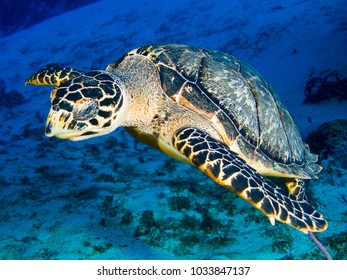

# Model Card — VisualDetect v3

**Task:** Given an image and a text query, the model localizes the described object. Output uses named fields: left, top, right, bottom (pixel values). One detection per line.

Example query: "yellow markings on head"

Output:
left=75, top=97, right=91, bottom=105
left=50, top=88, right=58, bottom=100
left=53, top=69, right=69, bottom=86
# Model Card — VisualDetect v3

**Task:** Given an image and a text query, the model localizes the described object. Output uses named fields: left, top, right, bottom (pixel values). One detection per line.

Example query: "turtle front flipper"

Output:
left=172, top=127, right=328, bottom=233
left=25, top=63, right=83, bottom=86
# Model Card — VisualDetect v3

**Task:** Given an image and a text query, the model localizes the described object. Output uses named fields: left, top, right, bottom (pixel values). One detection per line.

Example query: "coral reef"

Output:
left=304, top=70, right=347, bottom=104
left=326, top=232, right=347, bottom=260
left=306, top=119, right=347, bottom=159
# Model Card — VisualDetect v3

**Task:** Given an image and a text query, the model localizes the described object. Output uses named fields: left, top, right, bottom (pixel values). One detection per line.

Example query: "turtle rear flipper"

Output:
left=172, top=127, right=328, bottom=233
left=283, top=178, right=307, bottom=201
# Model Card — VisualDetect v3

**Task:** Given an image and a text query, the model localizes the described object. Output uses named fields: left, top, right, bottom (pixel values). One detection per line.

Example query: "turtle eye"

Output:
left=73, top=98, right=99, bottom=120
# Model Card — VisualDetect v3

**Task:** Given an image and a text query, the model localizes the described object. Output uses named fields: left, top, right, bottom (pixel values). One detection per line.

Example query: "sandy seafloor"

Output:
left=0, top=0, right=346, bottom=260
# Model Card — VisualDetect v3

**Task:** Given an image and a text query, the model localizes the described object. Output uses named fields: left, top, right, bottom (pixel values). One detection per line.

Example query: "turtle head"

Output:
left=26, top=63, right=124, bottom=141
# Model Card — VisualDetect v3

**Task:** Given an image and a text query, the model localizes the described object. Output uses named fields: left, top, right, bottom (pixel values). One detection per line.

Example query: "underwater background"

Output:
left=0, top=0, right=346, bottom=260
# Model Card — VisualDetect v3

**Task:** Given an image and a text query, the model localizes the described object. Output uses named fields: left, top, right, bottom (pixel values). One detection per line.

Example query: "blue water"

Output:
left=0, top=0, right=346, bottom=260
left=0, top=0, right=99, bottom=38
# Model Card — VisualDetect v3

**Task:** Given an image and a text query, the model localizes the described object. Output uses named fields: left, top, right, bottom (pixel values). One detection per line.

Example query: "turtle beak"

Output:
left=45, top=118, right=54, bottom=137
left=45, top=109, right=77, bottom=139
left=45, top=117, right=89, bottom=141
left=45, top=109, right=62, bottom=137
left=45, top=108, right=110, bottom=141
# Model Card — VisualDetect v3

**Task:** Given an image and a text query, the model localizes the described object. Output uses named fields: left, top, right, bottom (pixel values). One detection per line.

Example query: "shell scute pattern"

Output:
left=198, top=56, right=258, bottom=142
left=130, top=45, right=319, bottom=179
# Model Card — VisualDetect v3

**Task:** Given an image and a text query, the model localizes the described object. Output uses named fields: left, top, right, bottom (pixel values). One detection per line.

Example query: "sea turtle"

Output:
left=26, top=44, right=327, bottom=233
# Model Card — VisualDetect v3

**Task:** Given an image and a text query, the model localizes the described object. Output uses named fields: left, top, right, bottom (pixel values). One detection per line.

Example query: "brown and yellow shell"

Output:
left=107, top=44, right=320, bottom=179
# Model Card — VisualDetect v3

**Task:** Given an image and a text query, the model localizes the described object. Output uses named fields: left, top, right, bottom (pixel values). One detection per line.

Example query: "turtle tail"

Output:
left=25, top=63, right=83, bottom=87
